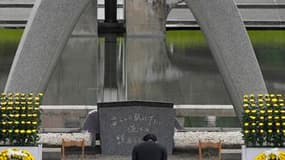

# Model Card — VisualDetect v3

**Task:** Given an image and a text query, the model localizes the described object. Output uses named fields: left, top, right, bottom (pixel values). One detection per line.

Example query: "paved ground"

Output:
left=58, top=153, right=239, bottom=160
left=60, top=153, right=233, bottom=160
left=44, top=146, right=241, bottom=160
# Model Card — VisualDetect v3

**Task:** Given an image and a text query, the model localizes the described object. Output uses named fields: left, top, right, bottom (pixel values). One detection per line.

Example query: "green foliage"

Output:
left=166, top=30, right=208, bottom=49
left=242, top=94, right=285, bottom=147
left=166, top=30, right=285, bottom=49
left=0, top=29, right=23, bottom=57
left=0, top=29, right=23, bottom=43
left=248, top=30, right=285, bottom=47
left=0, top=93, right=43, bottom=146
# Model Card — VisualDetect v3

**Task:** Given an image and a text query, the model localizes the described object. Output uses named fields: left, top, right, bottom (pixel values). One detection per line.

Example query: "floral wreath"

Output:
left=0, top=148, right=35, bottom=160
left=255, top=148, right=285, bottom=160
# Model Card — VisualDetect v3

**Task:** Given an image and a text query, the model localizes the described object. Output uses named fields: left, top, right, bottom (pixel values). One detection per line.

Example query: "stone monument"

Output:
left=98, top=101, right=175, bottom=155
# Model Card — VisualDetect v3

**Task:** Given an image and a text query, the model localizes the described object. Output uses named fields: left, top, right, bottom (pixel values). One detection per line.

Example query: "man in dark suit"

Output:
left=132, top=134, right=167, bottom=160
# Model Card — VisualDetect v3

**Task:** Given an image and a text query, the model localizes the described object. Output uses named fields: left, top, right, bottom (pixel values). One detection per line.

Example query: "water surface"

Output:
left=0, top=29, right=284, bottom=105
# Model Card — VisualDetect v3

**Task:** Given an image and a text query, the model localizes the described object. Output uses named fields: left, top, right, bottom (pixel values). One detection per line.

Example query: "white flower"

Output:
left=7, top=149, right=27, bottom=158
left=264, top=148, right=280, bottom=160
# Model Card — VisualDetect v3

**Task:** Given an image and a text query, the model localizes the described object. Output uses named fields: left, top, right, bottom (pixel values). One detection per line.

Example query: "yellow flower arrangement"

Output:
left=242, top=94, right=285, bottom=147
left=0, top=93, right=43, bottom=146
left=0, top=148, right=35, bottom=160
left=255, top=148, right=285, bottom=160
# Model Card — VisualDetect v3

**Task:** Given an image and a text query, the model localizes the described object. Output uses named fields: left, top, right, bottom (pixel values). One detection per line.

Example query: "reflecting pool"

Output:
left=0, top=29, right=284, bottom=105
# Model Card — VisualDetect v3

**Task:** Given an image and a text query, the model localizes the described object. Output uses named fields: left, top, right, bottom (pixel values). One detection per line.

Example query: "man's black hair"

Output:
left=142, top=133, right=157, bottom=142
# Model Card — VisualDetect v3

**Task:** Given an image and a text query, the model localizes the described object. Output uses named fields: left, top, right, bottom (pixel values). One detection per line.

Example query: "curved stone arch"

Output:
left=5, top=0, right=94, bottom=93
left=5, top=0, right=268, bottom=120
left=184, top=0, right=268, bottom=120
left=165, top=0, right=268, bottom=120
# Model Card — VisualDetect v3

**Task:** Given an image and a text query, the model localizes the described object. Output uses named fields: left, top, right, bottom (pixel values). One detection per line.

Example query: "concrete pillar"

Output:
left=103, top=34, right=119, bottom=102
left=5, top=0, right=92, bottom=93
left=104, top=34, right=118, bottom=89
left=72, top=1, right=98, bottom=36
left=185, top=0, right=268, bottom=121
left=125, top=0, right=169, bottom=103
left=207, top=116, right=216, bottom=127
left=125, top=0, right=166, bottom=36
left=43, top=37, right=98, bottom=105
left=126, top=37, right=169, bottom=99
left=43, top=1, right=98, bottom=105
left=125, top=0, right=169, bottom=102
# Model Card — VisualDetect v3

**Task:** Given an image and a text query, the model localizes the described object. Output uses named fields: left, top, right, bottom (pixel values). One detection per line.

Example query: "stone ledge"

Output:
left=174, top=131, right=243, bottom=147
left=38, top=131, right=243, bottom=147
left=39, top=132, right=92, bottom=146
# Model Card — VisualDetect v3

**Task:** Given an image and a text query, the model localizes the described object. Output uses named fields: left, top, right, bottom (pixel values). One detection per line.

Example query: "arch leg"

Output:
left=185, top=0, right=268, bottom=120
left=5, top=0, right=92, bottom=93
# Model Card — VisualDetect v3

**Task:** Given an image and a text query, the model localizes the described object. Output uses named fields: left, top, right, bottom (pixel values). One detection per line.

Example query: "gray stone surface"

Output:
left=98, top=101, right=175, bottom=155
left=4, top=0, right=92, bottom=93
left=185, top=0, right=268, bottom=121
left=40, top=106, right=95, bottom=129
left=72, top=0, right=97, bottom=36
left=125, top=0, right=166, bottom=36
left=43, top=37, right=98, bottom=105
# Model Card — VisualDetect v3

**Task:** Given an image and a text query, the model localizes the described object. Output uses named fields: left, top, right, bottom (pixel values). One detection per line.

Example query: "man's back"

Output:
left=132, top=141, right=167, bottom=160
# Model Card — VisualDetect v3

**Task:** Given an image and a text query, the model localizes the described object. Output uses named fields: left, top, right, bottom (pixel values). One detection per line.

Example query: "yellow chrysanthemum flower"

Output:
left=272, top=98, right=278, bottom=102
left=250, top=116, right=256, bottom=120
left=260, top=110, right=265, bottom=114
left=274, top=116, right=280, bottom=120
left=26, top=130, right=32, bottom=134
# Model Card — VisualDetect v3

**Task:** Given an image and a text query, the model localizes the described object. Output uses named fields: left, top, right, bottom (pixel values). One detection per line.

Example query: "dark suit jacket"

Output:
left=132, top=141, right=167, bottom=160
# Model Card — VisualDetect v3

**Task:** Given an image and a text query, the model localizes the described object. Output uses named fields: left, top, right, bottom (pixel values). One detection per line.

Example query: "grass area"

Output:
left=248, top=30, right=285, bottom=46
left=0, top=29, right=23, bottom=56
left=166, top=30, right=285, bottom=67
left=0, top=29, right=284, bottom=62
left=1, top=29, right=284, bottom=48
left=166, top=30, right=285, bottom=48
left=0, top=29, right=23, bottom=43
